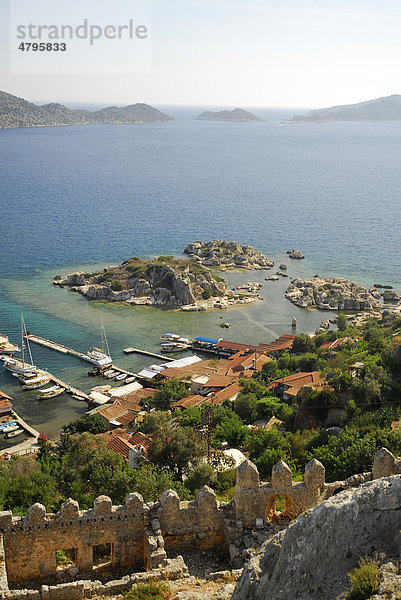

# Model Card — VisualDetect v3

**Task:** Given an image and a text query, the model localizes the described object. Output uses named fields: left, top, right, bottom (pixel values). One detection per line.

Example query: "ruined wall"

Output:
left=0, top=448, right=400, bottom=590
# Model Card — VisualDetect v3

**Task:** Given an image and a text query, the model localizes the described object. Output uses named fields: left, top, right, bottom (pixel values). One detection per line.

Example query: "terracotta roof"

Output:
left=98, top=429, right=134, bottom=462
left=0, top=390, right=12, bottom=402
left=320, top=337, right=350, bottom=350
left=216, top=340, right=257, bottom=352
left=98, top=404, right=139, bottom=425
left=213, top=383, right=242, bottom=404
left=161, top=359, right=229, bottom=381
left=130, top=431, right=153, bottom=453
left=0, top=397, right=13, bottom=411
left=255, top=334, right=295, bottom=354
left=172, top=394, right=209, bottom=409
left=119, top=388, right=155, bottom=403
left=220, top=352, right=273, bottom=375
left=204, top=374, right=239, bottom=389
left=269, top=371, right=328, bottom=397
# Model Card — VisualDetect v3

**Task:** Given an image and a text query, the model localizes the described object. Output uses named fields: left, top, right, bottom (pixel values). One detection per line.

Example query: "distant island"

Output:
left=0, top=90, right=175, bottom=129
left=53, top=241, right=273, bottom=311
left=196, top=108, right=264, bottom=122
left=292, top=94, right=401, bottom=122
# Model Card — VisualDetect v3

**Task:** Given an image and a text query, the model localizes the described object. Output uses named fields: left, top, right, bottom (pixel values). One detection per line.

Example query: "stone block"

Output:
left=28, top=503, right=46, bottom=523
left=125, top=492, right=144, bottom=511
left=196, top=486, right=218, bottom=510
left=304, top=459, right=325, bottom=488
left=93, top=495, right=112, bottom=515
left=372, top=448, right=396, bottom=479
left=59, top=498, right=79, bottom=519
left=271, top=461, right=292, bottom=488
left=236, top=460, right=260, bottom=488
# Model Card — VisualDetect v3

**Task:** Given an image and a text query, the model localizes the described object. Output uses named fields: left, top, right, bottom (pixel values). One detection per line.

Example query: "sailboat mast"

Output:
left=21, top=313, right=34, bottom=367
left=100, top=317, right=111, bottom=359
left=20, top=313, right=24, bottom=366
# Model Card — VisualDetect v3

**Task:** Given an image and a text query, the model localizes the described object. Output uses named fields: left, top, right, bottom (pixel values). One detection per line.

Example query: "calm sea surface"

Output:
left=0, top=106, right=400, bottom=439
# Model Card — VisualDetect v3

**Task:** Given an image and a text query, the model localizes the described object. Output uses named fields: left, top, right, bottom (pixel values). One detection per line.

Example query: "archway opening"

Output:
left=266, top=494, right=296, bottom=522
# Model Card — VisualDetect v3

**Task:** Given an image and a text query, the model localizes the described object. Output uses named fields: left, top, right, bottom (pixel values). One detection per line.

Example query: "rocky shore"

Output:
left=184, top=240, right=274, bottom=269
left=53, top=252, right=264, bottom=311
left=285, top=276, right=384, bottom=311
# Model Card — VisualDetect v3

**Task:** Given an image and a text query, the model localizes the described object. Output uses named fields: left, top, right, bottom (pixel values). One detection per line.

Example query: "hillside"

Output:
left=196, top=108, right=264, bottom=122
left=292, top=94, right=401, bottom=122
left=0, top=90, right=175, bottom=129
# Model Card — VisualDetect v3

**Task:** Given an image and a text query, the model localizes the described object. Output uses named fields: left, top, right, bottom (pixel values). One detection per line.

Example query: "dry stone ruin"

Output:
left=0, top=448, right=399, bottom=599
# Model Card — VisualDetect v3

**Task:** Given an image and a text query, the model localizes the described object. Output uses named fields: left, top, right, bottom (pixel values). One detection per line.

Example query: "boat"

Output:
left=105, top=370, right=117, bottom=379
left=0, top=421, right=17, bottom=432
left=87, top=319, right=112, bottom=368
left=5, top=428, right=24, bottom=438
left=220, top=322, right=231, bottom=328
left=0, top=333, right=19, bottom=355
left=160, top=333, right=191, bottom=344
left=22, top=375, right=51, bottom=390
left=115, top=372, right=127, bottom=381
left=125, top=376, right=136, bottom=384
left=37, top=385, right=65, bottom=400
left=160, top=342, right=189, bottom=353
left=3, top=424, right=19, bottom=433
left=2, top=314, right=38, bottom=376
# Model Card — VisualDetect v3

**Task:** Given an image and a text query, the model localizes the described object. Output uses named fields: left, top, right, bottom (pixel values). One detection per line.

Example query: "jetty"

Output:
left=123, top=347, right=175, bottom=361
left=25, top=334, right=98, bottom=364
left=0, top=412, right=41, bottom=458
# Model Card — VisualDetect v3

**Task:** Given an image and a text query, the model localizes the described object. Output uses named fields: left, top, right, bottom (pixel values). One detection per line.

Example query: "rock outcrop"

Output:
left=232, top=475, right=401, bottom=600
left=287, top=249, right=305, bottom=259
left=184, top=240, right=274, bottom=269
left=285, top=276, right=382, bottom=310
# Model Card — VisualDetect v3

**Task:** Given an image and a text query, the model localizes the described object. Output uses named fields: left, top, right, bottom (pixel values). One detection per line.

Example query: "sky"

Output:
left=1, top=0, right=401, bottom=108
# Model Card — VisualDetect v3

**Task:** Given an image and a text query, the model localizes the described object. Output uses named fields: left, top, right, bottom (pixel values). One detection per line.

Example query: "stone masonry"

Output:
left=0, top=448, right=399, bottom=595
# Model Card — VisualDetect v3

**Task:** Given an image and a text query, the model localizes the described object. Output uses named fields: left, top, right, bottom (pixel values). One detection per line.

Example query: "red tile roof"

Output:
left=172, top=394, right=209, bottom=409
left=130, top=431, right=153, bottom=453
left=204, top=374, right=239, bottom=389
left=216, top=340, right=257, bottom=352
left=98, top=429, right=134, bottom=462
left=212, top=383, right=242, bottom=404
left=320, top=337, right=350, bottom=350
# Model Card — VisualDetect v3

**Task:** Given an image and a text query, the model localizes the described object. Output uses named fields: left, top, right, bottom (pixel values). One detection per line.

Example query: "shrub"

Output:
left=202, top=288, right=212, bottom=300
left=110, top=279, right=123, bottom=291
left=124, top=581, right=170, bottom=600
left=347, top=557, right=380, bottom=599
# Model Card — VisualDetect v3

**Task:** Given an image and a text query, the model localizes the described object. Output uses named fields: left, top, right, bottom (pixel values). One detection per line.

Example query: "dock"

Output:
left=0, top=412, right=41, bottom=458
left=25, top=334, right=98, bottom=364
left=123, top=347, right=175, bottom=361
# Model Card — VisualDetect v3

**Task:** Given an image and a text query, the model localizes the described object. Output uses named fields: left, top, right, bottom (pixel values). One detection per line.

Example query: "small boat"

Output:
left=105, top=370, right=117, bottom=379
left=3, top=424, right=19, bottom=433
left=160, top=342, right=189, bottom=353
left=125, top=376, right=136, bottom=384
left=160, top=333, right=191, bottom=344
left=5, top=428, right=24, bottom=438
left=115, top=372, right=127, bottom=381
left=0, top=421, right=17, bottom=432
left=292, top=316, right=297, bottom=328
left=0, top=334, right=19, bottom=355
left=22, top=375, right=51, bottom=390
left=37, top=385, right=65, bottom=400
left=2, top=314, right=37, bottom=375
left=101, top=369, right=113, bottom=377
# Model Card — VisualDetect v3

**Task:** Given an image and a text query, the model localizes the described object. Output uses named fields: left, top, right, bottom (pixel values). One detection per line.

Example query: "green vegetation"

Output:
left=62, top=414, right=107, bottom=435
left=347, top=558, right=380, bottom=600
left=124, top=581, right=170, bottom=600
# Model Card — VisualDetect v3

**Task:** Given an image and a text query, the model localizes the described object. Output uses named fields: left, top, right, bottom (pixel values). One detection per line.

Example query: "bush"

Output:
left=124, top=581, right=170, bottom=600
left=202, top=288, right=212, bottom=300
left=110, top=279, right=123, bottom=291
left=347, top=557, right=380, bottom=599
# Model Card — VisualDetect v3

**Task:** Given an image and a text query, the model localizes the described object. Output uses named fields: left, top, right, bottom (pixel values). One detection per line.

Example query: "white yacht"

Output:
left=0, top=333, right=19, bottom=355
left=88, top=318, right=112, bottom=368
left=2, top=314, right=37, bottom=376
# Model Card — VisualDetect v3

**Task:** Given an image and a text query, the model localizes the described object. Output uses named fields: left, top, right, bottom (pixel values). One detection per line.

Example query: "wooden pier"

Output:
left=33, top=368, right=91, bottom=401
left=25, top=334, right=98, bottom=364
left=123, top=347, right=175, bottom=361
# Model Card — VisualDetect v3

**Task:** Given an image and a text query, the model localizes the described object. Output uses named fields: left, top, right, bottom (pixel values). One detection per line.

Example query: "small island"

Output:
left=53, top=241, right=273, bottom=311
left=0, top=90, right=175, bottom=129
left=292, top=94, right=401, bottom=123
left=196, top=108, right=264, bottom=122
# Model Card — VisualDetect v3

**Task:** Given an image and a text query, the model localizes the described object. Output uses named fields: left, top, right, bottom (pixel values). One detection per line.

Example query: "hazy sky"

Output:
left=2, top=0, right=401, bottom=107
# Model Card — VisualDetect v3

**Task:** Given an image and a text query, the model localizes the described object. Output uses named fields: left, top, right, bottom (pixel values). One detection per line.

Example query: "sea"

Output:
left=0, top=104, right=400, bottom=443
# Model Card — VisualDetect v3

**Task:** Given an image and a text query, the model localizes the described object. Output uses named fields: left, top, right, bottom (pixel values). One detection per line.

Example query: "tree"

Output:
left=214, top=413, right=249, bottom=447
left=185, top=462, right=214, bottom=493
left=152, top=379, right=189, bottom=410
left=292, top=333, right=315, bottom=354
left=337, top=313, right=348, bottom=331
left=62, top=414, right=107, bottom=435
left=148, top=427, right=206, bottom=480
left=234, top=393, right=258, bottom=422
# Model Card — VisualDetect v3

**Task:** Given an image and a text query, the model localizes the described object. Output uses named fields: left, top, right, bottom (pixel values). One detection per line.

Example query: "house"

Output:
left=269, top=371, right=329, bottom=401
left=98, top=429, right=135, bottom=463
left=212, top=382, right=242, bottom=405
left=172, top=394, right=211, bottom=410
left=0, top=391, right=13, bottom=417
left=128, top=431, right=153, bottom=469
left=254, top=334, right=295, bottom=357
left=97, top=399, right=144, bottom=430
left=159, top=358, right=229, bottom=385
left=218, top=352, right=272, bottom=376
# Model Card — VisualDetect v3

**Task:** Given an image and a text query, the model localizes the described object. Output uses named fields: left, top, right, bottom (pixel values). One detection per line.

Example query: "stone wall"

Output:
left=0, top=448, right=399, bottom=592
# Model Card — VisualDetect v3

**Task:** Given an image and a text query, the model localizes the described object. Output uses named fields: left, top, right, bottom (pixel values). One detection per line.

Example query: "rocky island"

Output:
left=54, top=247, right=268, bottom=311
left=0, top=90, right=174, bottom=129
left=196, top=108, right=264, bottom=122
left=285, top=276, right=384, bottom=311
left=184, top=240, right=274, bottom=269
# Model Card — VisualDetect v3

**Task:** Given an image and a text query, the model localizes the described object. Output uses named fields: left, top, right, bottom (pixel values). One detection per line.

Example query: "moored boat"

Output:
left=5, top=428, right=24, bottom=438
left=115, top=372, right=127, bottom=381
left=125, top=376, right=136, bottom=384
left=37, top=385, right=65, bottom=400
left=160, top=342, right=190, bottom=353
left=160, top=333, right=191, bottom=344
left=22, top=375, right=51, bottom=390
left=88, top=319, right=112, bottom=367
left=0, top=334, right=19, bottom=355
left=2, top=424, right=19, bottom=433
left=1, top=314, right=38, bottom=375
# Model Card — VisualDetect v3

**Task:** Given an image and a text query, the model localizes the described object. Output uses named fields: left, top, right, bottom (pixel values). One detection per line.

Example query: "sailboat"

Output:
left=1, top=313, right=38, bottom=376
left=87, top=318, right=112, bottom=368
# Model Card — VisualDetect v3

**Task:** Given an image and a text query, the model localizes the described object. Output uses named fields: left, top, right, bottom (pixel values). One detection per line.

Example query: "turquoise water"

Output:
left=0, top=107, right=400, bottom=437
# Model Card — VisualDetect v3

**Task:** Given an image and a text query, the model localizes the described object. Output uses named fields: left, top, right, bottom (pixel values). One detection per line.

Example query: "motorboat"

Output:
left=115, top=372, right=127, bottom=381
left=22, top=375, right=51, bottom=390
left=160, top=342, right=189, bottom=353
left=125, top=376, right=136, bottom=384
left=5, top=428, right=24, bottom=438
left=0, top=333, right=19, bottom=355
left=37, top=385, right=65, bottom=400
left=160, top=333, right=191, bottom=344
left=87, top=319, right=112, bottom=368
